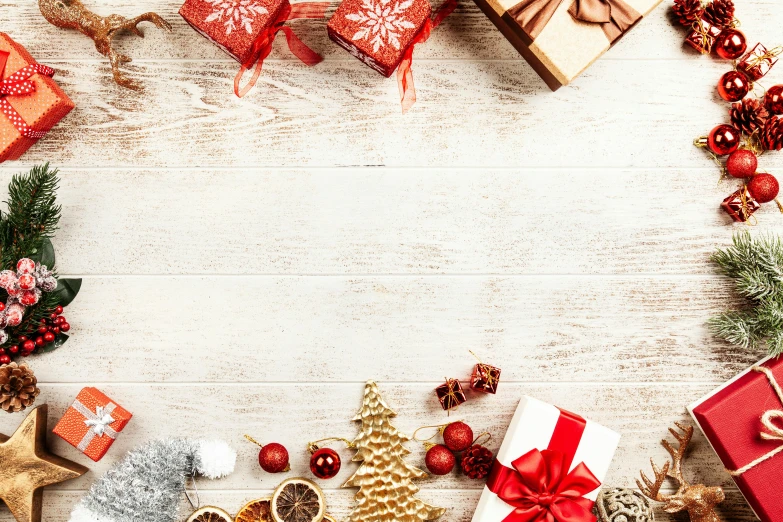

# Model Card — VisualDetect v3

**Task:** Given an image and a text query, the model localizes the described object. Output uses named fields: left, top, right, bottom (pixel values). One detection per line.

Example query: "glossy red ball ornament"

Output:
left=715, top=29, right=748, bottom=60
left=443, top=421, right=474, bottom=452
left=310, top=447, right=341, bottom=479
left=708, top=125, right=741, bottom=155
left=747, top=173, right=780, bottom=203
left=726, top=149, right=758, bottom=178
left=258, top=442, right=290, bottom=473
left=425, top=444, right=456, bottom=476
left=766, top=85, right=783, bottom=116
left=718, top=71, right=750, bottom=102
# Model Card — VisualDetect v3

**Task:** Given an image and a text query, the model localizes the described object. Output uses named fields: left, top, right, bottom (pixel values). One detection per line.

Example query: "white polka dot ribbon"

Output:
left=0, top=52, right=57, bottom=139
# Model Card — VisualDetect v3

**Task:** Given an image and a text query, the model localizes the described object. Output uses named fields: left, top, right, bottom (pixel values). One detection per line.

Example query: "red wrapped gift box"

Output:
left=53, top=387, right=132, bottom=462
left=0, top=33, right=73, bottom=162
left=721, top=186, right=760, bottom=223
left=689, top=356, right=783, bottom=522
left=470, top=362, right=501, bottom=394
left=685, top=19, right=723, bottom=55
left=737, top=43, right=781, bottom=82
left=435, top=378, right=466, bottom=411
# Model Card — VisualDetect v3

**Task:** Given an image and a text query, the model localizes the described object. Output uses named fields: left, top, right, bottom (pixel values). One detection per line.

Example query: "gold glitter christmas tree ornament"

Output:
left=341, top=381, right=446, bottom=522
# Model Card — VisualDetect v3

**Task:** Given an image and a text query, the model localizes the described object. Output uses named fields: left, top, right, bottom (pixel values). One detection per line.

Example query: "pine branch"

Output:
left=0, top=163, right=61, bottom=270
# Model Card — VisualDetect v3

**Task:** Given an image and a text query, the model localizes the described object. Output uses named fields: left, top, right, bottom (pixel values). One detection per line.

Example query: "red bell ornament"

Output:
left=717, top=71, right=750, bottom=102
left=766, top=85, right=783, bottom=116
left=715, top=28, right=747, bottom=60
left=726, top=149, right=758, bottom=178
left=707, top=124, right=741, bottom=155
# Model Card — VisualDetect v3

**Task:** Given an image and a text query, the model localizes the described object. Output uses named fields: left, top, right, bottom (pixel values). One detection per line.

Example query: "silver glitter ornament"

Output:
left=595, top=488, right=654, bottom=522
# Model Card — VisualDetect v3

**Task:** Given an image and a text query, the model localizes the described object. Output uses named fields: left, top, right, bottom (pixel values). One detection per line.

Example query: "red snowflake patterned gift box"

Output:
left=328, top=0, right=457, bottom=112
left=0, top=33, right=74, bottom=163
left=180, top=0, right=328, bottom=97
left=53, top=387, right=132, bottom=462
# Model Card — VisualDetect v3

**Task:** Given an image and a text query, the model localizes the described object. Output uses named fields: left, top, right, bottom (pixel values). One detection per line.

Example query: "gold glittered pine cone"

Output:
left=703, top=0, right=735, bottom=28
left=762, top=116, right=783, bottom=151
left=0, top=362, right=41, bottom=413
left=672, top=0, right=704, bottom=27
left=731, top=98, right=770, bottom=135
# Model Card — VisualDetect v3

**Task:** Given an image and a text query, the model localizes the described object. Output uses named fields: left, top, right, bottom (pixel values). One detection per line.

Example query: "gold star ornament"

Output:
left=0, top=405, right=88, bottom=522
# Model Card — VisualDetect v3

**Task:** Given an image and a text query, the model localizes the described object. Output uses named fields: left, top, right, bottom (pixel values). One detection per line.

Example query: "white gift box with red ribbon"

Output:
left=472, top=396, right=621, bottom=521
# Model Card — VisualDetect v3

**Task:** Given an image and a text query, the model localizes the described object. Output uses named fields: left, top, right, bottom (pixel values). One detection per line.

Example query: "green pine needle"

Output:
left=711, top=231, right=783, bottom=355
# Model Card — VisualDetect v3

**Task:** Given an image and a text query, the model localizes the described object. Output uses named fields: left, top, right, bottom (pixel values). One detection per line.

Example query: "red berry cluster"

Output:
left=672, top=0, right=783, bottom=223
left=0, top=305, right=70, bottom=364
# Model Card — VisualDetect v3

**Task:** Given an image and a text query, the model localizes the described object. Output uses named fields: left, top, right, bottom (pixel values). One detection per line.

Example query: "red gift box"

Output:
left=470, top=362, right=501, bottom=394
left=689, top=357, right=783, bottom=522
left=685, top=19, right=722, bottom=55
left=435, top=378, right=466, bottom=411
left=721, top=187, right=760, bottom=223
left=179, top=0, right=326, bottom=96
left=53, top=387, right=132, bottom=462
left=0, top=33, right=73, bottom=162
left=737, top=43, right=781, bottom=82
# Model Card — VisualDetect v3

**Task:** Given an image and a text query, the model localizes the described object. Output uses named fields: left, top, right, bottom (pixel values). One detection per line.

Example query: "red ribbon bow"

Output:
left=0, top=51, right=56, bottom=139
left=486, top=449, right=600, bottom=522
left=234, top=2, right=328, bottom=97
left=396, top=0, right=457, bottom=113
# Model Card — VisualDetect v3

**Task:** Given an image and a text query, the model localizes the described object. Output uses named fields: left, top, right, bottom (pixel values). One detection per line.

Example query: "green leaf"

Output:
left=40, top=332, right=68, bottom=353
left=53, top=278, right=81, bottom=307
left=29, top=237, right=55, bottom=268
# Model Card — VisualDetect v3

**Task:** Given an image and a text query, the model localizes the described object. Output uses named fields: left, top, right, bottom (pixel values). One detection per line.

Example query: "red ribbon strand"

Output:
left=396, top=0, right=457, bottom=113
left=486, top=449, right=600, bottom=522
left=234, top=2, right=328, bottom=98
left=0, top=51, right=56, bottom=139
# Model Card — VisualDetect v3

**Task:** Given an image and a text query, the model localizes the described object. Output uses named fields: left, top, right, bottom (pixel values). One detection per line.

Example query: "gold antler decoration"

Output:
left=637, top=422, right=725, bottom=522
left=38, top=0, right=171, bottom=89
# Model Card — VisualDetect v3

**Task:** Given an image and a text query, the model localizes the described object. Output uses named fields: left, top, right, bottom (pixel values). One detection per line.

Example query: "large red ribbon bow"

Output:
left=0, top=51, right=55, bottom=139
left=396, top=0, right=457, bottom=113
left=234, top=2, right=329, bottom=98
left=486, top=449, right=600, bottom=522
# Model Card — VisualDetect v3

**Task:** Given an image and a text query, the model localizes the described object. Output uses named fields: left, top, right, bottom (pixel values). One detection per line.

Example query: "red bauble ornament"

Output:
left=747, top=173, right=780, bottom=203
left=715, top=29, right=747, bottom=60
left=708, top=125, right=741, bottom=155
left=443, top=421, right=474, bottom=452
left=766, top=85, right=783, bottom=116
left=258, top=442, right=290, bottom=473
left=425, top=444, right=456, bottom=476
left=726, top=149, right=758, bottom=178
left=310, top=447, right=341, bottom=479
left=718, top=71, right=750, bottom=102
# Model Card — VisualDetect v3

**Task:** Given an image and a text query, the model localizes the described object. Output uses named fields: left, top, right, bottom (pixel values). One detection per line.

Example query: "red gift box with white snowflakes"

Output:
left=327, top=0, right=456, bottom=111
left=179, top=0, right=327, bottom=96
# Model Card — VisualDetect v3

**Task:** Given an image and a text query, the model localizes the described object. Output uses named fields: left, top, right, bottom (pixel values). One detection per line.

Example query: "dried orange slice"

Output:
left=323, top=516, right=336, bottom=522
left=270, top=477, right=326, bottom=522
left=235, top=498, right=273, bottom=522
left=187, top=506, right=233, bottom=522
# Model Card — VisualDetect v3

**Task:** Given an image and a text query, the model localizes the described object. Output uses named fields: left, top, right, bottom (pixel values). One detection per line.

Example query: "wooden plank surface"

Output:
left=1, top=0, right=781, bottom=519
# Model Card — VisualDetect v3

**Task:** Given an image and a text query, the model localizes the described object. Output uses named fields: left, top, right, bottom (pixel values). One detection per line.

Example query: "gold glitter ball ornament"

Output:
left=341, top=381, right=446, bottom=522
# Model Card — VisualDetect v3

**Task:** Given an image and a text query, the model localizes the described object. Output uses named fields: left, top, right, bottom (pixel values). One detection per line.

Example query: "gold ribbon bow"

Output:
left=729, top=366, right=783, bottom=476
left=508, top=0, right=641, bottom=43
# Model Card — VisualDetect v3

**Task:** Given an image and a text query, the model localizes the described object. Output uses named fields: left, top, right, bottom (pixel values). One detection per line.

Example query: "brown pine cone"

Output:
left=672, top=0, right=704, bottom=27
left=0, top=362, right=40, bottom=413
left=460, top=444, right=493, bottom=479
left=762, top=117, right=783, bottom=151
left=703, top=0, right=735, bottom=28
left=730, top=98, right=770, bottom=135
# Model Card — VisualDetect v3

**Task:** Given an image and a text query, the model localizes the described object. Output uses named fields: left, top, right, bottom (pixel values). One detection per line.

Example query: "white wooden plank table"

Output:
left=1, top=0, right=781, bottom=519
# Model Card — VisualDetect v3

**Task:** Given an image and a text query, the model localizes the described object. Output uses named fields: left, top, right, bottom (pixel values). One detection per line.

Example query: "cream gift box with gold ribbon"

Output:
left=472, top=0, right=663, bottom=90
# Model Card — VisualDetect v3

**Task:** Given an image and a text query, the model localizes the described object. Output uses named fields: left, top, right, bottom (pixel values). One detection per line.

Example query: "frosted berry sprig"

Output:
left=672, top=0, right=783, bottom=223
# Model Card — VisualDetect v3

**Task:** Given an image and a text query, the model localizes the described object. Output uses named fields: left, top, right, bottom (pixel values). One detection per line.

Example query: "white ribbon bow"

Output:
left=72, top=400, right=119, bottom=452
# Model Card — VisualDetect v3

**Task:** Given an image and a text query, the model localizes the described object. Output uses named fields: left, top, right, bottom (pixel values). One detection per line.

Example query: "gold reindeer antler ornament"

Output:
left=637, top=422, right=725, bottom=522
left=38, top=0, right=171, bottom=89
